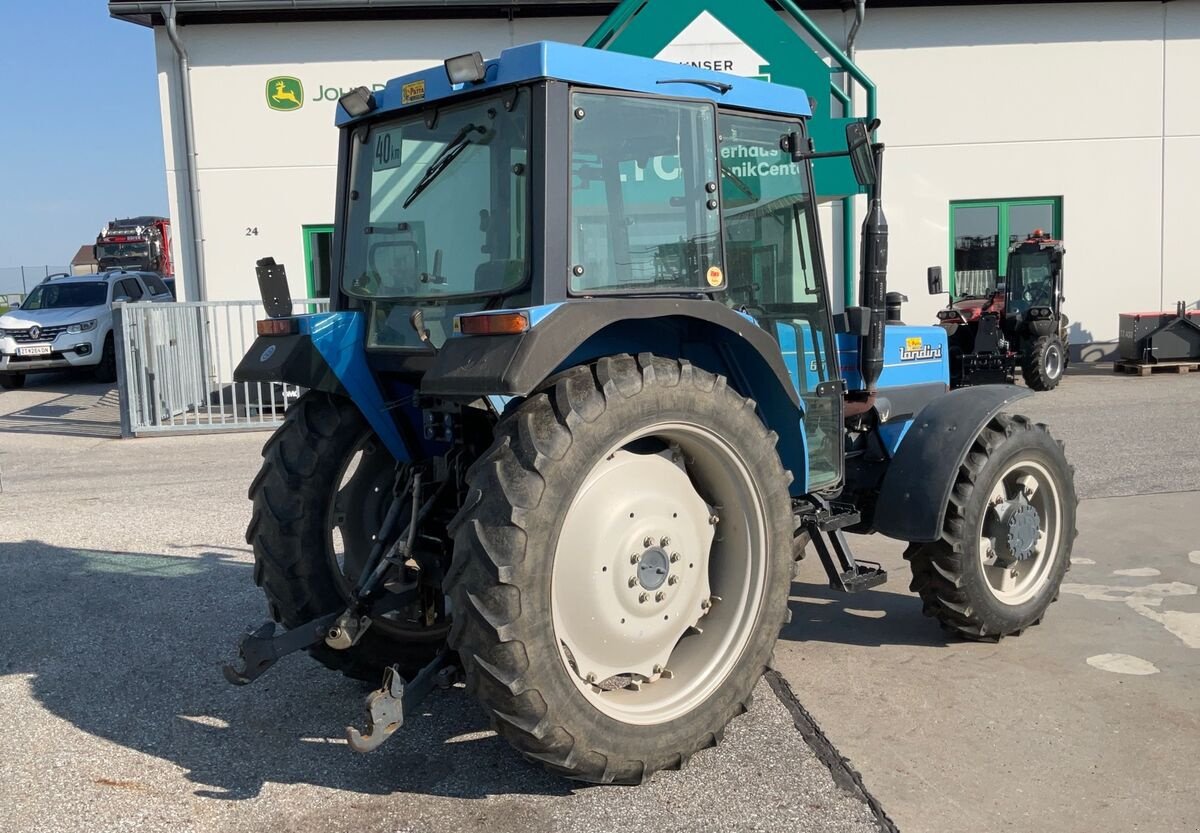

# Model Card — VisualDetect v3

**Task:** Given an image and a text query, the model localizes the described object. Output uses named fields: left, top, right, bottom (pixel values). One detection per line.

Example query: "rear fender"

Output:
left=234, top=311, right=409, bottom=460
left=421, top=299, right=811, bottom=493
left=872, top=384, right=1034, bottom=542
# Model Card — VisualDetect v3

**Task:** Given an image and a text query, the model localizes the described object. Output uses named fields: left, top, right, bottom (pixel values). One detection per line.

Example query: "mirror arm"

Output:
left=791, top=149, right=851, bottom=163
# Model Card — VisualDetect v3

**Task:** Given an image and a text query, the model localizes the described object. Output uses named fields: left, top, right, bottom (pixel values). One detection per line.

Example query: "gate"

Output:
left=114, top=299, right=328, bottom=437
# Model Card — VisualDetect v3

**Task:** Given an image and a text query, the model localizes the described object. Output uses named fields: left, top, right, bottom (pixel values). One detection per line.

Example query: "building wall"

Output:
left=152, top=1, right=1198, bottom=349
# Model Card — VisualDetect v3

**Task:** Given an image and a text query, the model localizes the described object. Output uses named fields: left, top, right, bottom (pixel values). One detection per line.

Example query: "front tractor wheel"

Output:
left=246, top=391, right=447, bottom=680
left=1021, top=335, right=1065, bottom=391
left=445, top=355, right=793, bottom=783
left=905, top=414, right=1078, bottom=640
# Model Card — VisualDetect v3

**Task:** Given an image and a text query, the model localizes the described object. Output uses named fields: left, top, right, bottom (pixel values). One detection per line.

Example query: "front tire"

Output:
left=94, top=333, right=117, bottom=383
left=1021, top=335, right=1065, bottom=391
left=445, top=354, right=793, bottom=783
left=246, top=391, right=447, bottom=680
left=0, top=373, right=25, bottom=390
left=905, top=414, right=1077, bottom=640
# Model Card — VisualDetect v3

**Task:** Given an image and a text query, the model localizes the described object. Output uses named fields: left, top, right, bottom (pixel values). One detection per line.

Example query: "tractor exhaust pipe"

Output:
left=858, top=145, right=887, bottom=394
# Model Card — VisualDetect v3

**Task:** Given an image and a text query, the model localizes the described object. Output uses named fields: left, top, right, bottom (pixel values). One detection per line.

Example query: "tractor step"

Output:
left=836, top=561, right=888, bottom=592
left=796, top=499, right=888, bottom=593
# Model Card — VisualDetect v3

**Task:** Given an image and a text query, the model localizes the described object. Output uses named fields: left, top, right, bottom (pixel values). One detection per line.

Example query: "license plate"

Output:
left=17, top=344, right=52, bottom=357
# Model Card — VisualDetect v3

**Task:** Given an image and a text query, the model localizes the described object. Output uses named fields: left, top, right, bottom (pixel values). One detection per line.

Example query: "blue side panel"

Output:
left=297, top=312, right=409, bottom=461
left=877, top=417, right=914, bottom=456
left=339, top=41, right=813, bottom=127
left=773, top=320, right=822, bottom=395
left=837, top=325, right=950, bottom=392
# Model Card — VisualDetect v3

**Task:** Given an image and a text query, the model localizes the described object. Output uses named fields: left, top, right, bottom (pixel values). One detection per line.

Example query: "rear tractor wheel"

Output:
left=1021, top=335, right=1065, bottom=391
left=446, top=354, right=793, bottom=783
left=905, top=414, right=1078, bottom=640
left=0, top=373, right=25, bottom=390
left=246, top=391, right=448, bottom=680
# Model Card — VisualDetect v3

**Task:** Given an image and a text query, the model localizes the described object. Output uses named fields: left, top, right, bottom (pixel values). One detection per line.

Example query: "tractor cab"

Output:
left=1004, top=230, right=1064, bottom=321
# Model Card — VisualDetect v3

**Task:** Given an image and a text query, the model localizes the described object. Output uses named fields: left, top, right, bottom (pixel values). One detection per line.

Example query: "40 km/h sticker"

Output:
left=707, top=266, right=724, bottom=287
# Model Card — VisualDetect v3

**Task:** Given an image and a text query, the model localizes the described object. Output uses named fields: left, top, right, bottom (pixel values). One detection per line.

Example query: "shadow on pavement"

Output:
left=0, top=541, right=571, bottom=801
left=782, top=580, right=951, bottom=648
left=0, top=372, right=120, bottom=438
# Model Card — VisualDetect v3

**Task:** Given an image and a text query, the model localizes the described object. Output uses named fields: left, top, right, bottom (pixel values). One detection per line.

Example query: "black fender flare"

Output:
left=420, top=298, right=801, bottom=411
left=234, top=334, right=348, bottom=396
left=872, top=384, right=1034, bottom=543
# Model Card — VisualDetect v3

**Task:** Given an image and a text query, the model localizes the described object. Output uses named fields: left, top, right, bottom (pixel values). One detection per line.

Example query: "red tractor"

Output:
left=931, top=231, right=1068, bottom=391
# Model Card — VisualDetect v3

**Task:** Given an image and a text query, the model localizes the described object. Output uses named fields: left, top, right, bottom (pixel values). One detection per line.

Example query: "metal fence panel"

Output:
left=115, top=298, right=329, bottom=436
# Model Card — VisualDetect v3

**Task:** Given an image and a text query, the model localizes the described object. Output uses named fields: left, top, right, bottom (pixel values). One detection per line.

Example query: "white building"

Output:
left=112, top=0, right=1200, bottom=357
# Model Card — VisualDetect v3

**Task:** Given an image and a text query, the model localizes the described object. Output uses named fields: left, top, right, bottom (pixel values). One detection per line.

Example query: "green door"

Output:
left=950, top=198, right=1061, bottom=297
left=303, top=224, right=334, bottom=299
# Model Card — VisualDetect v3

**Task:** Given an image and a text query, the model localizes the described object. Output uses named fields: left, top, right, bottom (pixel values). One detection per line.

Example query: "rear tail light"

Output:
left=257, top=318, right=299, bottom=336
left=456, top=311, right=530, bottom=336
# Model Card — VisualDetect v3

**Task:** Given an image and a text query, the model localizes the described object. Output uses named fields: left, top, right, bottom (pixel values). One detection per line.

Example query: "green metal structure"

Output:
left=585, top=0, right=877, bottom=304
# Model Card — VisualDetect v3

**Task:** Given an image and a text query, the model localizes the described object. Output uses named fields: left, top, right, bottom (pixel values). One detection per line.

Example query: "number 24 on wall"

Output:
left=245, top=227, right=259, bottom=237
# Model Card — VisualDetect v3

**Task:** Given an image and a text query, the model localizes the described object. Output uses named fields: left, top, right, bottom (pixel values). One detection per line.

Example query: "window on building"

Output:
left=950, top=198, right=1061, bottom=298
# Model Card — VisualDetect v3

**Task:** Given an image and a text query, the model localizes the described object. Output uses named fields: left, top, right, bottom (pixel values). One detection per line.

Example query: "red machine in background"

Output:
left=932, top=230, right=1068, bottom=391
left=94, top=216, right=173, bottom=277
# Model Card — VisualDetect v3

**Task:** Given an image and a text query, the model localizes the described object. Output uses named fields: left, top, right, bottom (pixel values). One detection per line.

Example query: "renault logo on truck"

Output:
left=266, top=77, right=304, bottom=111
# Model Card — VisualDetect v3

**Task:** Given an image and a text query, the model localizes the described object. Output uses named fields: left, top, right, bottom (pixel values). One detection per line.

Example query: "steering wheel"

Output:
left=1022, top=285, right=1052, bottom=306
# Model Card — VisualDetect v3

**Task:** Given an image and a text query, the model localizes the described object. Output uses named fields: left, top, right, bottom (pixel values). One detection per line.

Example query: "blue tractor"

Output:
left=226, top=43, right=1077, bottom=783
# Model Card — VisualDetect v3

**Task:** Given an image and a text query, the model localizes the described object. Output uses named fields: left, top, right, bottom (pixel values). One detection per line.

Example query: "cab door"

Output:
left=718, top=113, right=842, bottom=491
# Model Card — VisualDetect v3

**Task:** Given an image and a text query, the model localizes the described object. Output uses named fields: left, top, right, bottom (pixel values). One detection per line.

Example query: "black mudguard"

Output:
left=234, top=334, right=348, bottom=396
left=419, top=298, right=801, bottom=410
left=872, top=384, right=1034, bottom=543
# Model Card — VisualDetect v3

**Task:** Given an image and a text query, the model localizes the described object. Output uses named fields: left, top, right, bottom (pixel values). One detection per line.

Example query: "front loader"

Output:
left=225, top=43, right=1078, bottom=783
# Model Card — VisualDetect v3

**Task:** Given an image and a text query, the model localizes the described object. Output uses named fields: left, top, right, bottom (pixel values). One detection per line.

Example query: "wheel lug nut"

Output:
left=668, top=575, right=680, bottom=586
left=639, top=592, right=649, bottom=603
left=655, top=591, right=666, bottom=602
left=628, top=576, right=638, bottom=588
left=700, top=599, right=711, bottom=610
left=660, top=536, right=670, bottom=547
left=708, top=514, right=720, bottom=525
left=669, top=552, right=681, bottom=563
left=630, top=553, right=640, bottom=564
left=643, top=536, right=654, bottom=548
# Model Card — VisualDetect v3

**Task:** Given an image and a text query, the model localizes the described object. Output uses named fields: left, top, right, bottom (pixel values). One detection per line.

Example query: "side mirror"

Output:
left=845, top=121, right=877, bottom=188
left=927, top=266, right=944, bottom=295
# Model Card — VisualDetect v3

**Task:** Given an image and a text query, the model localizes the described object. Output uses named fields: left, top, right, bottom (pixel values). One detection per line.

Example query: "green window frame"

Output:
left=302, top=224, right=334, bottom=299
left=948, top=197, right=1062, bottom=297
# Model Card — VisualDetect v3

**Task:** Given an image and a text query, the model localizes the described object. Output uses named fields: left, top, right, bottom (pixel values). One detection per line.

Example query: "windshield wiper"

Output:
left=402, top=123, right=485, bottom=209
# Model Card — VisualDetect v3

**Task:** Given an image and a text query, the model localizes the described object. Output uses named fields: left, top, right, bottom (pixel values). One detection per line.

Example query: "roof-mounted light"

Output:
left=339, top=86, right=377, bottom=118
left=445, top=52, right=486, bottom=85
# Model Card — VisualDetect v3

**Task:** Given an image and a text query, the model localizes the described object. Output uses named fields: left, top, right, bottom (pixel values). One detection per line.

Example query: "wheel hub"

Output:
left=553, top=448, right=714, bottom=686
left=1002, top=500, right=1041, bottom=560
left=637, top=547, right=670, bottom=590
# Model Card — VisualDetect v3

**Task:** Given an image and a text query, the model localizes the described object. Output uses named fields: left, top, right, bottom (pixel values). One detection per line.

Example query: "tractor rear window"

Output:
left=568, top=93, right=721, bottom=294
left=342, top=90, right=531, bottom=303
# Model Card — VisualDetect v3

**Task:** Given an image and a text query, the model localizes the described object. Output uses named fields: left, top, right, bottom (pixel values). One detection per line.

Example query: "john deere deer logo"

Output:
left=266, top=77, right=303, bottom=111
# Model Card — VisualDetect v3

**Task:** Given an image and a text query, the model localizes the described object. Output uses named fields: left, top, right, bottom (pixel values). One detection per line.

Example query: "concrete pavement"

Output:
left=1, top=365, right=1198, bottom=832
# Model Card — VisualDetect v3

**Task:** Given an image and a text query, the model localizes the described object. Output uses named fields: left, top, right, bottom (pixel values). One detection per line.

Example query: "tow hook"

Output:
left=346, top=652, right=458, bottom=753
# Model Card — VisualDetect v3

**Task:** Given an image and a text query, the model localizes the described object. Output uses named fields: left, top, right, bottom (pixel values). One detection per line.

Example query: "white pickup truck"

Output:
left=0, top=270, right=173, bottom=390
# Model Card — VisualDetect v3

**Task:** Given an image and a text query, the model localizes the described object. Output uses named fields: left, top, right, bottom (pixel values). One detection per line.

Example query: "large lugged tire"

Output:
left=905, top=414, right=1078, bottom=640
left=0, top=373, right=25, bottom=390
left=445, top=354, right=794, bottom=784
left=1021, top=335, right=1065, bottom=391
left=246, top=391, right=446, bottom=680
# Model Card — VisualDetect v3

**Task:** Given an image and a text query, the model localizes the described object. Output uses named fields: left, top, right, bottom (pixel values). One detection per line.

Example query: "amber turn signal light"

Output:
left=257, top=318, right=299, bottom=336
left=457, top=312, right=529, bottom=336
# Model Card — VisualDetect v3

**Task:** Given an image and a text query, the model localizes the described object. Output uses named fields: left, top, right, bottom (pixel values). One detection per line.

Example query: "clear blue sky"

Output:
left=0, top=0, right=166, bottom=268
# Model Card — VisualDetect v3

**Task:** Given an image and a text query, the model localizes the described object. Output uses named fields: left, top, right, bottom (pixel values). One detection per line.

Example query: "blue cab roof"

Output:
left=336, top=41, right=813, bottom=127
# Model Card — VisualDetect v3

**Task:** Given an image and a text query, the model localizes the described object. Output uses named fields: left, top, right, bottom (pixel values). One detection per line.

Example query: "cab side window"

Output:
left=115, top=279, right=144, bottom=302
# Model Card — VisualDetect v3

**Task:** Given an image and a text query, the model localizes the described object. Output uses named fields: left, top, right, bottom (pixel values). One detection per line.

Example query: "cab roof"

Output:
left=336, top=40, right=812, bottom=127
